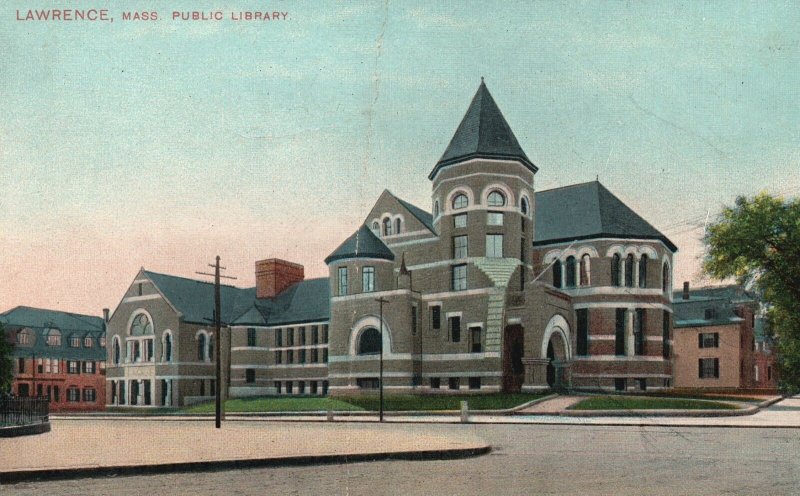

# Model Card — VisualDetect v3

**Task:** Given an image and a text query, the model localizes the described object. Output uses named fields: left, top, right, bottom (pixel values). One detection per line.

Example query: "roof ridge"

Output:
left=144, top=269, right=241, bottom=290
left=535, top=180, right=600, bottom=195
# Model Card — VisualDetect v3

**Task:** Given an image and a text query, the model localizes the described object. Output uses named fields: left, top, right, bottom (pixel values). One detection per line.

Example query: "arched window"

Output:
left=16, top=328, right=34, bottom=346
left=394, top=218, right=401, bottom=234
left=113, top=337, right=121, bottom=365
left=130, top=313, right=153, bottom=336
left=487, top=191, right=506, bottom=207
left=565, top=256, right=577, bottom=288
left=580, top=254, right=591, bottom=286
left=433, top=201, right=440, bottom=218
left=611, top=254, right=621, bottom=287
left=371, top=221, right=380, bottom=236
left=624, top=254, right=635, bottom=288
left=197, top=334, right=206, bottom=361
left=383, top=218, right=393, bottom=236
left=552, top=260, right=563, bottom=289
left=452, top=194, right=468, bottom=210
left=520, top=197, right=529, bottom=216
left=638, top=255, right=648, bottom=288
left=358, top=328, right=382, bottom=355
left=662, top=263, right=670, bottom=293
left=163, top=332, right=172, bottom=362
left=208, top=334, right=214, bottom=362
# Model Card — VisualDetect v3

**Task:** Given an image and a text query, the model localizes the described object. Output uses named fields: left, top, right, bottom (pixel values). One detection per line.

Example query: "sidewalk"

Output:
left=0, top=419, right=489, bottom=483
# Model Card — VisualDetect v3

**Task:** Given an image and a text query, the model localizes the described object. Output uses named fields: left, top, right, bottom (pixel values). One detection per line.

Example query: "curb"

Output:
left=0, top=445, right=491, bottom=484
left=0, top=422, right=51, bottom=438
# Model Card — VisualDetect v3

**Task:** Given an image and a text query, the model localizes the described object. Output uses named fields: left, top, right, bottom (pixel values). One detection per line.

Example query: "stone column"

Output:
left=625, top=309, right=635, bottom=357
left=521, top=357, right=550, bottom=391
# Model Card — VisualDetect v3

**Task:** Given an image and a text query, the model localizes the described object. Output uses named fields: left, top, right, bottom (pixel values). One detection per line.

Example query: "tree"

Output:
left=0, top=322, right=13, bottom=394
left=703, top=192, right=800, bottom=393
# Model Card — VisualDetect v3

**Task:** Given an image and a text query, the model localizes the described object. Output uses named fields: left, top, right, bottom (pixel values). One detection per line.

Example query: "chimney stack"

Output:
left=682, top=281, right=690, bottom=300
left=256, top=259, right=305, bottom=299
left=103, top=308, right=110, bottom=323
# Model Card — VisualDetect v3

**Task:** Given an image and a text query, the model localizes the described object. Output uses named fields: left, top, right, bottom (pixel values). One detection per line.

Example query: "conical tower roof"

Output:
left=429, top=80, right=536, bottom=180
left=324, top=225, right=395, bottom=265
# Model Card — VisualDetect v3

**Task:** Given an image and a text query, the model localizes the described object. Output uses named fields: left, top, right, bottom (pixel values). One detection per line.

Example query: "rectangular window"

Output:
left=576, top=309, right=589, bottom=356
left=37, top=358, right=43, bottom=373
left=68, top=360, right=80, bottom=374
left=486, top=234, right=503, bottom=258
left=299, top=349, right=306, bottom=364
left=299, top=327, right=306, bottom=346
left=449, top=316, right=461, bottom=343
left=430, top=377, right=440, bottom=389
left=311, top=381, right=318, bottom=395
left=47, top=333, right=61, bottom=346
left=312, top=326, right=319, bottom=345
left=84, top=337, right=93, bottom=348
left=662, top=310, right=671, bottom=359
left=468, top=377, right=481, bottom=390
left=487, top=211, right=504, bottom=226
left=287, top=328, right=294, bottom=346
left=298, top=381, right=306, bottom=394
left=431, top=305, right=441, bottom=330
left=323, top=348, right=328, bottom=363
left=321, top=325, right=328, bottom=344
left=275, top=381, right=282, bottom=394
left=44, top=358, right=51, bottom=374
left=286, top=381, right=293, bottom=394
left=470, top=327, right=482, bottom=353
left=119, top=382, right=126, bottom=405
left=362, top=266, right=375, bottom=293
left=451, top=264, right=467, bottom=291
left=357, top=378, right=380, bottom=389
left=247, top=328, right=256, bottom=347
left=634, top=308, right=645, bottom=355
left=338, top=267, right=348, bottom=296
left=246, top=369, right=255, bottom=383
left=614, top=378, right=626, bottom=391
left=699, top=358, right=720, bottom=379
left=287, top=350, right=294, bottom=364
left=17, top=358, right=24, bottom=373
left=83, top=388, right=96, bottom=402
left=275, top=350, right=282, bottom=364
left=704, top=308, right=717, bottom=320
left=84, top=361, right=96, bottom=374
left=70, top=336, right=81, bottom=348
left=311, top=348, right=319, bottom=362
left=453, top=235, right=468, bottom=259
left=453, top=213, right=467, bottom=229
left=699, top=332, right=719, bottom=349
left=448, top=377, right=460, bottom=390
left=411, top=306, right=418, bottom=335
left=615, top=308, right=626, bottom=356
left=275, top=328, right=283, bottom=347
left=67, top=388, right=80, bottom=402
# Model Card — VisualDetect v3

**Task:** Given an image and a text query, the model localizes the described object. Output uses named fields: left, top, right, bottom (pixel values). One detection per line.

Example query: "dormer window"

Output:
left=487, top=191, right=506, bottom=207
left=452, top=194, right=468, bottom=210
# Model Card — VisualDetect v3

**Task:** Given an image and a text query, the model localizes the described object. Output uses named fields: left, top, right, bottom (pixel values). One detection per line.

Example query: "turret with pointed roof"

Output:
left=429, top=79, right=536, bottom=180
left=324, top=224, right=395, bottom=265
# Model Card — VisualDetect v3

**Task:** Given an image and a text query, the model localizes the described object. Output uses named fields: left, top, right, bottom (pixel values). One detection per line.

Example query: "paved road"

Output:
left=5, top=422, right=798, bottom=495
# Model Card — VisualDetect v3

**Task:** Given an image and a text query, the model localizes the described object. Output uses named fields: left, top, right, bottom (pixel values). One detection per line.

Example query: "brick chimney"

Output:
left=256, top=259, right=304, bottom=299
left=102, top=308, right=110, bottom=323
left=682, top=281, right=690, bottom=300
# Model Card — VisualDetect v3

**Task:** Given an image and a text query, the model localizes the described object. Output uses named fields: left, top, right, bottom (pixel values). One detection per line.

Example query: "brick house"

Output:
left=1, top=306, right=107, bottom=411
left=672, top=283, right=776, bottom=391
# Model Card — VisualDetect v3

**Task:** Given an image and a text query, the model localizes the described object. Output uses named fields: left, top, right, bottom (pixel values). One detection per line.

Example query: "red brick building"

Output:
left=1, top=306, right=107, bottom=412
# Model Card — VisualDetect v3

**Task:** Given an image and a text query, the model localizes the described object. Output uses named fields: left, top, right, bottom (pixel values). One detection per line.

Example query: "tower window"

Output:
left=520, top=197, right=529, bottom=216
left=486, top=234, right=503, bottom=258
left=487, top=212, right=503, bottom=226
left=565, top=256, right=577, bottom=288
left=362, top=266, right=375, bottom=293
left=624, top=254, right=635, bottom=287
left=453, top=235, right=468, bottom=259
left=454, top=213, right=467, bottom=228
left=552, top=260, right=562, bottom=288
left=639, top=255, right=648, bottom=288
left=612, top=254, right=621, bottom=287
left=452, top=194, right=468, bottom=210
left=452, top=264, right=467, bottom=291
left=338, top=267, right=348, bottom=296
left=487, top=191, right=506, bottom=207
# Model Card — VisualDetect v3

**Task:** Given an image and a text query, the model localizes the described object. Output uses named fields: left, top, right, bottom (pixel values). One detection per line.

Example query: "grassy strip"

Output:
left=569, top=395, right=741, bottom=411
left=638, top=392, right=766, bottom=404
left=184, top=393, right=547, bottom=413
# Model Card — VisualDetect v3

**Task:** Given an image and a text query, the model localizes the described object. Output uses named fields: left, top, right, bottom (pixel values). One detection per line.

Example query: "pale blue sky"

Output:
left=1, top=1, right=798, bottom=315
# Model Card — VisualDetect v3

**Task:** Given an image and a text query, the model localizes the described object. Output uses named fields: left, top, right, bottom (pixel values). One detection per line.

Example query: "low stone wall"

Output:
left=0, top=421, right=51, bottom=437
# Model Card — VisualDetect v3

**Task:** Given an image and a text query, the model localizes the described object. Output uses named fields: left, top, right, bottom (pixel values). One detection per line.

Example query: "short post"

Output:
left=460, top=400, right=469, bottom=423
left=327, top=409, right=334, bottom=422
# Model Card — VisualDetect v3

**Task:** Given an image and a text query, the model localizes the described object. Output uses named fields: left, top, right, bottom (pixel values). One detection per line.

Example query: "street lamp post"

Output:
left=375, top=297, right=389, bottom=422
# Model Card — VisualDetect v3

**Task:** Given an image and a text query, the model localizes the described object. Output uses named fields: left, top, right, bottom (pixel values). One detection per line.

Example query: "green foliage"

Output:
left=0, top=322, right=13, bottom=393
left=703, top=192, right=800, bottom=393
left=569, top=396, right=740, bottom=411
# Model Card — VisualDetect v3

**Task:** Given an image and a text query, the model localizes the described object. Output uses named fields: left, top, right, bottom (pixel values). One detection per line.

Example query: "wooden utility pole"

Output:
left=196, top=256, right=236, bottom=429
left=375, top=296, right=389, bottom=422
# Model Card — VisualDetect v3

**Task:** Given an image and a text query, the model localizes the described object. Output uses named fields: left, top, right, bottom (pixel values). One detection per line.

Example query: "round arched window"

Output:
left=130, top=313, right=153, bottom=336
left=452, top=194, right=468, bottom=210
left=371, top=221, right=380, bottom=236
left=358, top=327, right=382, bottom=355
left=433, top=201, right=440, bottom=218
left=487, top=191, right=506, bottom=207
left=521, top=197, right=529, bottom=215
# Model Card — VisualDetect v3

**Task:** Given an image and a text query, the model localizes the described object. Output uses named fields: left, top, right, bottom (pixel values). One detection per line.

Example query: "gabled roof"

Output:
left=1, top=306, right=106, bottom=360
left=325, top=225, right=395, bottom=264
left=143, top=270, right=256, bottom=325
left=394, top=195, right=435, bottom=233
left=533, top=181, right=677, bottom=251
left=429, top=81, right=536, bottom=180
left=233, top=278, right=330, bottom=326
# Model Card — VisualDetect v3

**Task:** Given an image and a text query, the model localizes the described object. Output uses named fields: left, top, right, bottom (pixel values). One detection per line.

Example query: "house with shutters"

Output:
left=1, top=306, right=107, bottom=411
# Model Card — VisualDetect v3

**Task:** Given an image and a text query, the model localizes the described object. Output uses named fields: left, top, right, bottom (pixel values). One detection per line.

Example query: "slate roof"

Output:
left=429, top=81, right=536, bottom=180
left=395, top=196, right=435, bottom=232
left=533, top=181, right=677, bottom=251
left=325, top=225, right=395, bottom=264
left=142, top=270, right=330, bottom=327
left=672, top=285, right=756, bottom=328
left=1, top=306, right=106, bottom=360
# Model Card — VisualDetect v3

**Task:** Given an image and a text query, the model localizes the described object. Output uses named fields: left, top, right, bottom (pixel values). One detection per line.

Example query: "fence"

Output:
left=0, top=396, right=50, bottom=426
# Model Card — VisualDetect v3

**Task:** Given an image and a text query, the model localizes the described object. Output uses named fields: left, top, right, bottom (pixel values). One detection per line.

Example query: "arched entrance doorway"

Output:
left=502, top=325, right=524, bottom=392
left=541, top=315, right=571, bottom=390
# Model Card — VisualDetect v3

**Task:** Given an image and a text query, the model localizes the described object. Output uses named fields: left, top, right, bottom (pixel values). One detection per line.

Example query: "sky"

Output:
left=1, top=1, right=798, bottom=317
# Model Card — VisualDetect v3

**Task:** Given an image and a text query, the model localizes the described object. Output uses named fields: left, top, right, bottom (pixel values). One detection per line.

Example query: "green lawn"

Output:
left=184, top=393, right=547, bottom=413
left=640, top=392, right=766, bottom=403
left=569, top=395, right=741, bottom=411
